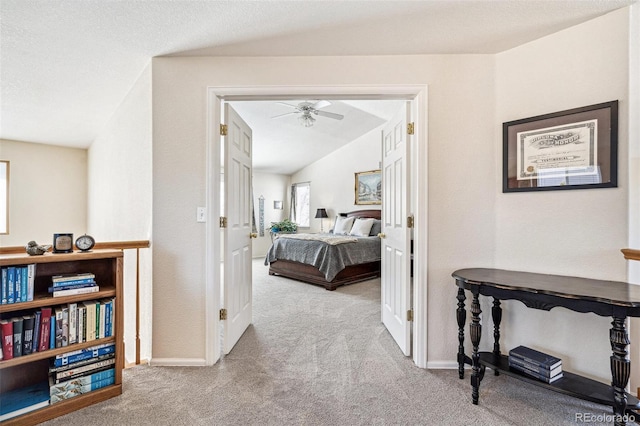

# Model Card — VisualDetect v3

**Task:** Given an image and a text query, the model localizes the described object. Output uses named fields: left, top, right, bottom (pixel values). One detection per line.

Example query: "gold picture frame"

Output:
left=355, top=170, right=381, bottom=205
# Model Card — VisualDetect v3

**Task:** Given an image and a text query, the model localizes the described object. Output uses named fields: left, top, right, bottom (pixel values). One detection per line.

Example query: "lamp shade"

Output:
left=315, top=208, right=328, bottom=219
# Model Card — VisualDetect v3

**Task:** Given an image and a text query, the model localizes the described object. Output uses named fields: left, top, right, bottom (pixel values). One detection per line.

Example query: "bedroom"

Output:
left=223, top=98, right=411, bottom=353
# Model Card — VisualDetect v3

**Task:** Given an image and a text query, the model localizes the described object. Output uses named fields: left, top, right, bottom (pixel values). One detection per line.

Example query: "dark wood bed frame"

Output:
left=268, top=209, right=382, bottom=291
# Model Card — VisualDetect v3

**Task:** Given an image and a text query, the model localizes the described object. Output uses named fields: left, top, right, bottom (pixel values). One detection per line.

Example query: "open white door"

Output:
left=381, top=103, right=412, bottom=356
left=222, top=104, right=253, bottom=354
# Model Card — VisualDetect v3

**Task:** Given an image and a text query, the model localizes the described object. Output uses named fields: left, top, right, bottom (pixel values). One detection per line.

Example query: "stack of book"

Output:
left=49, top=342, right=116, bottom=403
left=49, top=273, right=98, bottom=298
left=1, top=264, right=36, bottom=304
left=508, top=345, right=563, bottom=383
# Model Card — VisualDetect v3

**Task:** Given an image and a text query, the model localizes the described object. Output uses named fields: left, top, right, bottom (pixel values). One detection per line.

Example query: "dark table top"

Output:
left=453, top=268, right=640, bottom=309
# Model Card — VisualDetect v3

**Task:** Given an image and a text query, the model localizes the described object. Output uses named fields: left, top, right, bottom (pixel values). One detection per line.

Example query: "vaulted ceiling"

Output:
left=1, top=0, right=635, bottom=173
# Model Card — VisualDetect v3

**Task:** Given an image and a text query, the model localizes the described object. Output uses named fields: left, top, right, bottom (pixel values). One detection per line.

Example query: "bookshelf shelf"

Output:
left=0, top=250, right=123, bottom=425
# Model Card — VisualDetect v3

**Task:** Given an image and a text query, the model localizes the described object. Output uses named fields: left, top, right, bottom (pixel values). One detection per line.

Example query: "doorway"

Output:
left=206, top=85, right=429, bottom=369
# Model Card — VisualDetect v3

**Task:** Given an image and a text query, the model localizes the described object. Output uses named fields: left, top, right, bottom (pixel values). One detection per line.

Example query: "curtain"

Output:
left=289, top=184, right=297, bottom=222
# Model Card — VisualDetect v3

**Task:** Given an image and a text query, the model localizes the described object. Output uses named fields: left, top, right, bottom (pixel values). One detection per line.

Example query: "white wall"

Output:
left=291, top=124, right=384, bottom=232
left=495, top=8, right=631, bottom=382
left=88, top=63, right=153, bottom=364
left=152, top=54, right=496, bottom=363
left=252, top=172, right=290, bottom=258
left=0, top=139, right=87, bottom=247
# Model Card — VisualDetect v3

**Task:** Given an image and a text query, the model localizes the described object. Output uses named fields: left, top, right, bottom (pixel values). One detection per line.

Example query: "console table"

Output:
left=453, top=268, right=640, bottom=426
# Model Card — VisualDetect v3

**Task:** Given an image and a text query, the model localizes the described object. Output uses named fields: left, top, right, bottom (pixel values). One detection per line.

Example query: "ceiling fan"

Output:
left=272, top=100, right=344, bottom=127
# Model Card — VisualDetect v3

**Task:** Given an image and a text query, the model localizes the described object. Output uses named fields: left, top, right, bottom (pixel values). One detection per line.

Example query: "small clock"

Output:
left=75, top=234, right=96, bottom=252
left=53, top=233, right=74, bottom=253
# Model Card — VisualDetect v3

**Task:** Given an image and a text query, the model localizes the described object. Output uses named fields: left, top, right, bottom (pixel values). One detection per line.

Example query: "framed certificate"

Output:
left=503, top=101, right=617, bottom=192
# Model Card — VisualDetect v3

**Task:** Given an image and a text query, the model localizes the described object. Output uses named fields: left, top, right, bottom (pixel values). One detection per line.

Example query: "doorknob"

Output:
left=377, top=233, right=386, bottom=239
left=250, top=233, right=258, bottom=239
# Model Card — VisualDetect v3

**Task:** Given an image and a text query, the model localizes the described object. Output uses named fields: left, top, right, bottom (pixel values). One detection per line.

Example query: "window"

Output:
left=0, top=161, right=8, bottom=234
left=290, top=182, right=310, bottom=228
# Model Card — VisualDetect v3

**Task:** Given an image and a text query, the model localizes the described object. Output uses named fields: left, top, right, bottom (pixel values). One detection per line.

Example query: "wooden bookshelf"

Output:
left=0, top=250, right=123, bottom=425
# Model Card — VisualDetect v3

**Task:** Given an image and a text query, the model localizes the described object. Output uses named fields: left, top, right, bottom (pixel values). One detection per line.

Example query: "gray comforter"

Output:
left=264, top=233, right=381, bottom=281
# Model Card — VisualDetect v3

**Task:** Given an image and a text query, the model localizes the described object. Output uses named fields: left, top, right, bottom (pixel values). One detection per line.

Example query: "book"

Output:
left=32, top=310, right=42, bottom=353
left=54, top=308, right=64, bottom=348
left=49, top=353, right=115, bottom=373
left=0, top=268, right=9, bottom=305
left=82, top=301, right=97, bottom=341
left=99, top=301, right=106, bottom=339
left=509, top=362, right=564, bottom=383
left=13, top=266, right=21, bottom=303
left=1, top=267, right=7, bottom=304
left=52, top=273, right=95, bottom=283
left=20, top=266, right=28, bottom=302
left=27, top=264, right=36, bottom=301
left=12, top=317, right=23, bottom=358
left=509, top=346, right=562, bottom=370
left=50, top=310, right=56, bottom=349
left=48, top=282, right=97, bottom=292
left=38, top=307, right=52, bottom=352
left=22, top=314, right=36, bottom=355
left=509, top=355, right=562, bottom=378
left=50, top=376, right=115, bottom=403
left=7, top=266, right=15, bottom=304
left=68, top=302, right=78, bottom=345
left=0, top=381, right=50, bottom=421
left=77, top=304, right=86, bottom=344
left=0, top=319, right=13, bottom=360
left=51, top=278, right=96, bottom=288
left=52, top=285, right=100, bottom=298
left=54, top=357, right=116, bottom=382
left=54, top=342, right=116, bottom=367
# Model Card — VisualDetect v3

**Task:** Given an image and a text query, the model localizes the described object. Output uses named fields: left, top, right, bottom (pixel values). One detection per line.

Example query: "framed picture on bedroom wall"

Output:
left=503, top=100, right=618, bottom=192
left=355, top=170, right=382, bottom=205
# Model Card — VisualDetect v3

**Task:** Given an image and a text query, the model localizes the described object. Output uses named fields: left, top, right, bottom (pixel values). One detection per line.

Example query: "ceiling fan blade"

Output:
left=275, top=102, right=300, bottom=110
left=315, top=110, right=344, bottom=120
left=271, top=111, right=298, bottom=119
left=311, top=100, right=331, bottom=110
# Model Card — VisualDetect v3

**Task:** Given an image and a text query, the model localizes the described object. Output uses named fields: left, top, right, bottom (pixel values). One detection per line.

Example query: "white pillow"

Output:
left=333, top=216, right=355, bottom=235
left=349, top=218, right=375, bottom=237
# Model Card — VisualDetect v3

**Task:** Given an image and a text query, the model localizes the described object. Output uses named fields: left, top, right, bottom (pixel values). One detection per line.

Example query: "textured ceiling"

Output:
left=0, top=0, right=635, bottom=152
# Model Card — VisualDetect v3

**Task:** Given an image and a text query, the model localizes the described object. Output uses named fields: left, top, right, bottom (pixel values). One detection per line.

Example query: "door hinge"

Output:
left=219, top=216, right=227, bottom=228
left=219, top=308, right=227, bottom=320
left=220, top=124, right=228, bottom=136
left=407, top=215, right=414, bottom=229
left=407, top=309, right=413, bottom=322
left=407, top=122, right=415, bottom=135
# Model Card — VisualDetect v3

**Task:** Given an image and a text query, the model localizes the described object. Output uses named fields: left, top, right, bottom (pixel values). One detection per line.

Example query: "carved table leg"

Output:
left=492, top=298, right=502, bottom=376
left=457, top=287, right=467, bottom=379
left=470, top=290, right=483, bottom=405
left=610, top=316, right=630, bottom=426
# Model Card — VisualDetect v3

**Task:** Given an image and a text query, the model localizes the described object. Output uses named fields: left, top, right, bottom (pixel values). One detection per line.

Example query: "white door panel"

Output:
left=223, top=104, right=253, bottom=354
left=381, top=103, right=412, bottom=356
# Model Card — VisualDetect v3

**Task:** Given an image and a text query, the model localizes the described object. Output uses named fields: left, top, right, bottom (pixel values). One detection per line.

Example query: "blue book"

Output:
left=0, top=381, right=50, bottom=421
left=509, top=362, right=564, bottom=383
left=1, top=268, right=7, bottom=304
left=48, top=282, right=96, bottom=293
left=20, top=267, right=28, bottom=302
left=7, top=266, right=15, bottom=304
left=54, top=342, right=116, bottom=367
left=51, top=278, right=96, bottom=288
left=14, top=267, right=21, bottom=303
left=104, top=299, right=112, bottom=337
left=50, top=314, right=56, bottom=350
left=509, top=346, right=562, bottom=370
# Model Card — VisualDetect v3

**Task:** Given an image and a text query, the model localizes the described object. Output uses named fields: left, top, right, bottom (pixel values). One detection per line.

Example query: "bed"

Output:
left=265, top=209, right=381, bottom=290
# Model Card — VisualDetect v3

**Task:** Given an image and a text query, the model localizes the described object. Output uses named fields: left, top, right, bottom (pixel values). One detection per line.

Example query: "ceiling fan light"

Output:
left=299, top=113, right=315, bottom=127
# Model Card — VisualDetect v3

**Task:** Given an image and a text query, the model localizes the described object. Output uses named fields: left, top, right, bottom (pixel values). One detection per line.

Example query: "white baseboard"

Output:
left=149, top=358, right=207, bottom=367
left=426, top=361, right=466, bottom=369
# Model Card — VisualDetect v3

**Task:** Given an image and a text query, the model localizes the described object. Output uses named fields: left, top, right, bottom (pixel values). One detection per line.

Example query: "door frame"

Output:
left=205, top=85, right=429, bottom=368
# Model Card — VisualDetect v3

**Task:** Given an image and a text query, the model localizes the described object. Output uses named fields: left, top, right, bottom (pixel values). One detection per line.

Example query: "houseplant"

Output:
left=270, top=219, right=297, bottom=233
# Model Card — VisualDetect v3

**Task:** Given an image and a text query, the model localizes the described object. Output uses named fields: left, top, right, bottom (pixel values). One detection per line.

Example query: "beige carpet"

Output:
left=43, top=259, right=615, bottom=425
